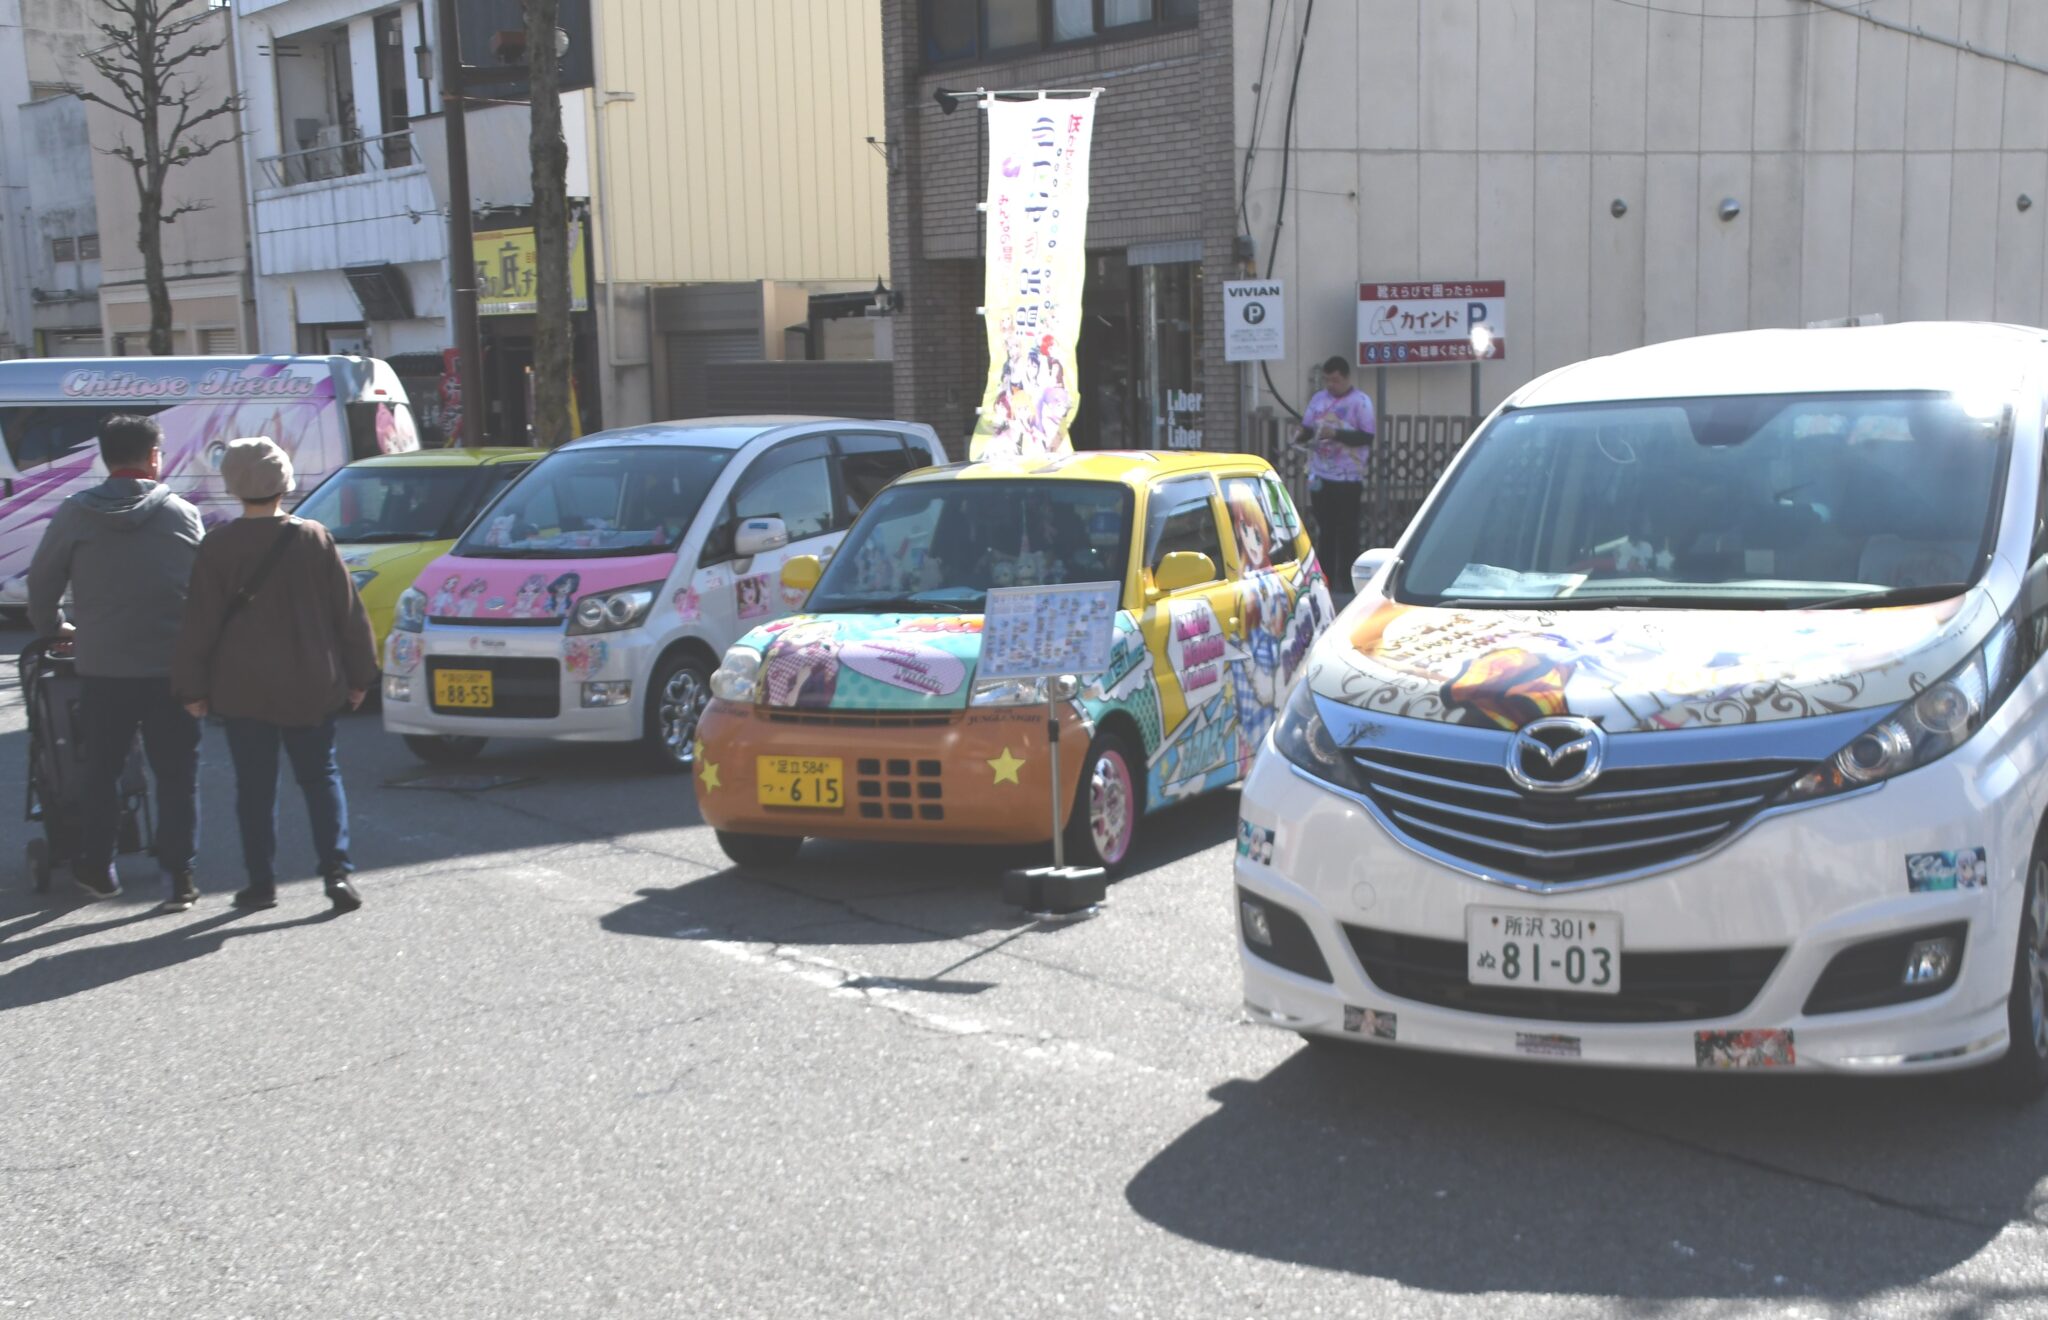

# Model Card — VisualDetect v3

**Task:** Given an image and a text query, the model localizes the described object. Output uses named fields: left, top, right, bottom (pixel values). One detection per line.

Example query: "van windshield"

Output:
left=1396, top=392, right=2011, bottom=609
left=807, top=479, right=1133, bottom=613
left=455, top=446, right=731, bottom=559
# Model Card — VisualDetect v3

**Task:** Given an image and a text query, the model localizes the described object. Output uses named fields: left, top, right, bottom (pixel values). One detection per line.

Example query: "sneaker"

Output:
left=232, top=884, right=277, bottom=911
left=160, top=870, right=199, bottom=913
left=324, top=875, right=362, bottom=914
left=71, top=864, right=120, bottom=902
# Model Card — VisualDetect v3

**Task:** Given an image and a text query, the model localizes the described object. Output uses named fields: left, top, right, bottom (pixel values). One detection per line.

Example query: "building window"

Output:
left=77, top=235, right=99, bottom=261
left=50, top=237, right=74, bottom=263
left=924, top=0, right=1196, bottom=66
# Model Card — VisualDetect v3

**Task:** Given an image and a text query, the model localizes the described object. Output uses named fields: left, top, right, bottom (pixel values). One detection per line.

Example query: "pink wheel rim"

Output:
left=1088, top=748, right=1135, bottom=866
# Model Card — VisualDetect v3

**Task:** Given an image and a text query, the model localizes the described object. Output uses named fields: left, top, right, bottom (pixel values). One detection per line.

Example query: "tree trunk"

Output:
left=527, top=0, right=572, bottom=446
left=138, top=5, right=172, bottom=355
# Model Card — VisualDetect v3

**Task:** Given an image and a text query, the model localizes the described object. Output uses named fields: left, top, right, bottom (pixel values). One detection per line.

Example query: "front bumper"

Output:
left=1235, top=736, right=2028, bottom=1075
left=694, top=700, right=1092, bottom=844
left=380, top=622, right=655, bottom=743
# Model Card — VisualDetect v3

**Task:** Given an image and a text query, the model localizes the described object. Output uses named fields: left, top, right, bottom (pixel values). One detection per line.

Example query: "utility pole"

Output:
left=435, top=0, right=483, bottom=445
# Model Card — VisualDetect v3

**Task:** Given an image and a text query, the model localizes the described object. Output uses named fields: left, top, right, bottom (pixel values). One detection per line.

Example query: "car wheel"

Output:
left=647, top=653, right=712, bottom=772
left=717, top=830, right=803, bottom=870
left=1064, top=728, right=1142, bottom=875
left=1983, top=844, right=2048, bottom=1102
left=403, top=734, right=488, bottom=765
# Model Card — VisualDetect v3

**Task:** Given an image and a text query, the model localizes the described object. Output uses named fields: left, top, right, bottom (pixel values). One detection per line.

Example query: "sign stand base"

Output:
left=1001, top=865, right=1107, bottom=917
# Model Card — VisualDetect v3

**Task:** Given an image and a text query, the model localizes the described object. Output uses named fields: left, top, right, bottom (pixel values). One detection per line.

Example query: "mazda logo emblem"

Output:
left=1504, top=716, right=1606, bottom=794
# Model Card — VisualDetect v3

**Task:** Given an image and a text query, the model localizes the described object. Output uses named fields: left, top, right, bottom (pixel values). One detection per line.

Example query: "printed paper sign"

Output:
left=971, top=93, right=1099, bottom=461
left=1358, top=279, right=1507, bottom=365
left=980, top=581, right=1121, bottom=681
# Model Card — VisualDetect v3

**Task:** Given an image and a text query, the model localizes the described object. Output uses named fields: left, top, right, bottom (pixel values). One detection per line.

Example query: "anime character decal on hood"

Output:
left=1317, top=592, right=1999, bottom=732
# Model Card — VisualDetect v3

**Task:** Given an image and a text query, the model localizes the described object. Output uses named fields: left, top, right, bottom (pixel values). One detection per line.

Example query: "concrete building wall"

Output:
left=81, top=4, right=253, bottom=355
left=22, top=93, right=97, bottom=341
left=1242, top=0, right=2048, bottom=420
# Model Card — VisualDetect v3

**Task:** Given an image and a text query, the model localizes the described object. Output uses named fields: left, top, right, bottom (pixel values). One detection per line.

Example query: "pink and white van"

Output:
left=380, top=417, right=946, bottom=769
left=0, top=355, right=419, bottom=614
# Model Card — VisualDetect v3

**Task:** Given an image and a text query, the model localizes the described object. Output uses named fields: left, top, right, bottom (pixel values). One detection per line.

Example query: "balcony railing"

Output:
left=258, top=128, right=415, bottom=189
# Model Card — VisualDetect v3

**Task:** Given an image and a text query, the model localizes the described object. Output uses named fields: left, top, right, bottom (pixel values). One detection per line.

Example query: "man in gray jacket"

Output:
left=27, top=414, right=205, bottom=907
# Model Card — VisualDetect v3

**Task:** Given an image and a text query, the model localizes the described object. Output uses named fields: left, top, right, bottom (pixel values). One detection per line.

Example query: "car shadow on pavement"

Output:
left=1126, top=1041, right=2048, bottom=1303
left=0, top=906, right=342, bottom=1012
left=601, top=793, right=1241, bottom=953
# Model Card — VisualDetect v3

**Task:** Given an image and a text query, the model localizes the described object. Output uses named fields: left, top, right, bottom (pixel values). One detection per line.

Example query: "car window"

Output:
left=295, top=464, right=480, bottom=542
left=1143, top=475, right=1224, bottom=584
left=701, top=436, right=835, bottom=563
left=1221, top=474, right=1296, bottom=576
left=834, top=433, right=923, bottom=526
left=457, top=446, right=731, bottom=558
left=0, top=405, right=165, bottom=470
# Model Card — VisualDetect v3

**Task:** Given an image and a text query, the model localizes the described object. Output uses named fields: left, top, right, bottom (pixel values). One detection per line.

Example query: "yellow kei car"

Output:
left=695, top=451, right=1335, bottom=872
left=294, top=448, right=541, bottom=655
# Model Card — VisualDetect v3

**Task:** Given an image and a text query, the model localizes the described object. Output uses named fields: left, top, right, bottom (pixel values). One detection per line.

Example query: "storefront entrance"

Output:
left=1071, top=246, right=1204, bottom=451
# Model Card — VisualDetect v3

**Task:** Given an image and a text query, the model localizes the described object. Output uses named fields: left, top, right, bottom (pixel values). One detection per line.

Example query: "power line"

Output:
left=1259, top=0, right=1313, bottom=422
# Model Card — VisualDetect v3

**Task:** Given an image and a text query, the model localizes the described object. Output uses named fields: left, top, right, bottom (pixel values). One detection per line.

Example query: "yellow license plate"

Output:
left=433, top=668, right=495, bottom=709
left=756, top=755, right=844, bottom=810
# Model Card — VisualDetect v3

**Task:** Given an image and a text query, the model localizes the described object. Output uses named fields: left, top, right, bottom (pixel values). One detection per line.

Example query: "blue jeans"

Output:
left=223, top=718, right=351, bottom=887
left=80, top=676, right=200, bottom=875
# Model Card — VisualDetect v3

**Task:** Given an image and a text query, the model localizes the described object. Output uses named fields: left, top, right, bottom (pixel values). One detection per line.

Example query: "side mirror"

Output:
left=1351, top=548, right=1395, bottom=596
left=734, top=516, right=789, bottom=558
left=1154, top=550, right=1217, bottom=595
left=780, top=554, right=821, bottom=596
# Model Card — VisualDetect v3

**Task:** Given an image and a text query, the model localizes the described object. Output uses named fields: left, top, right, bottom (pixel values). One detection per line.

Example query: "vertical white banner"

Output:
left=970, top=92, right=1098, bottom=461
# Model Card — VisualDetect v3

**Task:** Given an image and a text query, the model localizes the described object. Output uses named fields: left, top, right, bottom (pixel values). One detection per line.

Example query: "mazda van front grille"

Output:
left=1349, top=746, right=1807, bottom=885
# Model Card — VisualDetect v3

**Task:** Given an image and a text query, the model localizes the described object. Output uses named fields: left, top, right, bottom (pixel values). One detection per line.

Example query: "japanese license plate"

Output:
left=756, top=755, right=844, bottom=810
left=433, top=668, right=494, bottom=709
left=1467, top=906, right=1621, bottom=995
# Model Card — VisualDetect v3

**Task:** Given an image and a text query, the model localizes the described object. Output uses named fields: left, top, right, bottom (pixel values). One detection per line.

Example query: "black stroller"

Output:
left=19, top=639, right=154, bottom=893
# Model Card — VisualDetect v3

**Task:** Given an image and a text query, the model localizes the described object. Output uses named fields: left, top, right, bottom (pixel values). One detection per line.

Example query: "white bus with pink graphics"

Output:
left=0, top=356, right=420, bottom=616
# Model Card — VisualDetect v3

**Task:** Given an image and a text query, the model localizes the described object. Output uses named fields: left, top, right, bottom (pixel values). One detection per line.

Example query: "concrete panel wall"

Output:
left=1239, top=0, right=2048, bottom=417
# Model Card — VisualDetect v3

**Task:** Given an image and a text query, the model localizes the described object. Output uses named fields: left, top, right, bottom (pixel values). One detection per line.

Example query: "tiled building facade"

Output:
left=882, top=1, right=1242, bottom=460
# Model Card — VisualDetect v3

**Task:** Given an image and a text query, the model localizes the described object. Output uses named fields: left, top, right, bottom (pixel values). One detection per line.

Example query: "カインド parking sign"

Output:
left=1357, top=280, right=1507, bottom=365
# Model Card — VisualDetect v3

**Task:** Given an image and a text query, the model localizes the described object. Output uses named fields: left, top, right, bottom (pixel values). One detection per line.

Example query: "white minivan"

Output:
left=0, top=355, right=419, bottom=614
left=1238, top=323, right=2048, bottom=1096
left=381, top=416, right=947, bottom=769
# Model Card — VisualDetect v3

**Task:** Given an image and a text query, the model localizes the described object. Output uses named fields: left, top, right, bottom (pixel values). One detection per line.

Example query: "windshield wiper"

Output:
left=336, top=531, right=430, bottom=543
left=1428, top=595, right=1672, bottom=611
left=1804, top=583, right=1971, bottom=610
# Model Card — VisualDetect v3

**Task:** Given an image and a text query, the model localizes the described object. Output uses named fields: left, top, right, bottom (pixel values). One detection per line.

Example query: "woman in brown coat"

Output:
left=172, top=437, right=378, bottom=912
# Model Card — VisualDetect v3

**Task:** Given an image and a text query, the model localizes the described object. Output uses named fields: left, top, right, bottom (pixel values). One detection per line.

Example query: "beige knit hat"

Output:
left=219, top=437, right=296, bottom=501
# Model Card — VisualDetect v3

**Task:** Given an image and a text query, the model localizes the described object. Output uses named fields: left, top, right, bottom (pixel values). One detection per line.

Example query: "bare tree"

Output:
left=526, top=0, right=573, bottom=445
left=74, top=0, right=243, bottom=356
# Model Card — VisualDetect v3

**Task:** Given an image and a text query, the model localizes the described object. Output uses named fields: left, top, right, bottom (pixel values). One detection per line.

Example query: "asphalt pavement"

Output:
left=4, top=616, right=2047, bottom=1318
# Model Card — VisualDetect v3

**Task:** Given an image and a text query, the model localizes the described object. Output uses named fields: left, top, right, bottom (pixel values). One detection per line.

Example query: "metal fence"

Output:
left=1257, top=411, right=1472, bottom=552
left=258, top=130, right=416, bottom=189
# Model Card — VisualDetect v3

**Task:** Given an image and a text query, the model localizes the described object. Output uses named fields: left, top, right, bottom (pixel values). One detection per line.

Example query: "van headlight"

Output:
left=1273, top=683, right=1365, bottom=792
left=710, top=647, right=762, bottom=702
left=566, top=583, right=659, bottom=636
left=1781, top=618, right=2021, bottom=804
left=970, top=676, right=1048, bottom=707
left=394, top=586, right=426, bottom=633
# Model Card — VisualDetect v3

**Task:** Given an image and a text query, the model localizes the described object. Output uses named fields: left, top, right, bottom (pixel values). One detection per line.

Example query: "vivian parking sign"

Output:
left=1223, top=281, right=1285, bottom=362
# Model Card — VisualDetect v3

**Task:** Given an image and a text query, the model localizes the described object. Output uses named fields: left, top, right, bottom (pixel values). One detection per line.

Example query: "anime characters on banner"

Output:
left=970, top=93, right=1100, bottom=461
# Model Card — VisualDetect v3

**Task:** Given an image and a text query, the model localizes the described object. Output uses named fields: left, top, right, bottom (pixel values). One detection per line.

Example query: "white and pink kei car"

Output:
left=1239, top=322, right=2048, bottom=1096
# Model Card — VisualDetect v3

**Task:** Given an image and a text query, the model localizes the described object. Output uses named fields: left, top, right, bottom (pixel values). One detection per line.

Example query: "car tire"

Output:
left=646, top=653, right=712, bottom=773
left=1064, top=727, right=1143, bottom=876
left=1982, top=843, right=2048, bottom=1102
left=404, top=734, right=488, bottom=765
left=717, top=830, right=803, bottom=870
